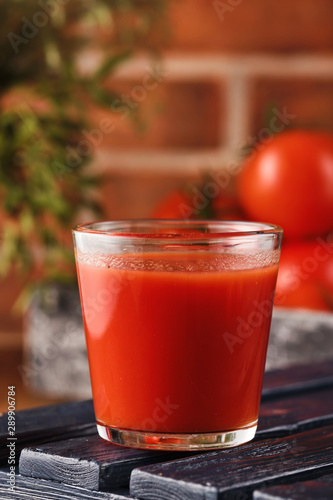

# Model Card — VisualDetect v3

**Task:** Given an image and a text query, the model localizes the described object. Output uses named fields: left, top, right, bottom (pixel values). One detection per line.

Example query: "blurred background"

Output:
left=1, top=0, right=333, bottom=412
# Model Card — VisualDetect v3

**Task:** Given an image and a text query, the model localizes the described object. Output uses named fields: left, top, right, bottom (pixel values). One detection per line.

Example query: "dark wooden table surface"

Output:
left=1, top=359, right=333, bottom=500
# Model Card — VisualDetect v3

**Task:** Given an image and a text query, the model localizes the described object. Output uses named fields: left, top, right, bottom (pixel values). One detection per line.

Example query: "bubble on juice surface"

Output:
left=76, top=249, right=280, bottom=272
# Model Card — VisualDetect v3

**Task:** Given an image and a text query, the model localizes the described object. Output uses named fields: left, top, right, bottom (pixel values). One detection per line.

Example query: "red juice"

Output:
left=76, top=250, right=278, bottom=435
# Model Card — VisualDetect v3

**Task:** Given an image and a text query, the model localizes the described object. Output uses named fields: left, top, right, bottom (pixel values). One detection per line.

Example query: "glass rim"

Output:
left=72, top=219, right=283, bottom=241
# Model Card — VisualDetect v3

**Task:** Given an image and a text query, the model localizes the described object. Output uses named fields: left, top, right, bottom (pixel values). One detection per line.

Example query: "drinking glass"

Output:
left=73, top=220, right=282, bottom=450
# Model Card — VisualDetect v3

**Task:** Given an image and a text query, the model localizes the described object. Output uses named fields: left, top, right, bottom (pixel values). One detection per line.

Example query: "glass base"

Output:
left=96, top=421, right=257, bottom=451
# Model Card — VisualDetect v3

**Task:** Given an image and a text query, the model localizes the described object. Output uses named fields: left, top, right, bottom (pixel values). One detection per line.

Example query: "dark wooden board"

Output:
left=1, top=360, right=332, bottom=467
left=257, top=386, right=333, bottom=437
left=130, top=425, right=333, bottom=500
left=0, top=400, right=96, bottom=464
left=0, top=399, right=94, bottom=438
left=254, top=473, right=333, bottom=499
left=19, top=434, right=193, bottom=491
left=0, top=470, right=134, bottom=500
left=18, top=386, right=333, bottom=492
left=261, top=360, right=333, bottom=400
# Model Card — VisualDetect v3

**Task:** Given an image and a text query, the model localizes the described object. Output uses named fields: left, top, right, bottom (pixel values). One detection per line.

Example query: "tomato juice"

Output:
left=76, top=251, right=279, bottom=435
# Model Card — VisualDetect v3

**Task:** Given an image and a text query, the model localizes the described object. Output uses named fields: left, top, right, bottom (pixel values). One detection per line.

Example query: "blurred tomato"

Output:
left=275, top=238, right=333, bottom=311
left=210, top=192, right=245, bottom=221
left=151, top=187, right=243, bottom=221
left=237, top=130, right=333, bottom=239
left=151, top=191, right=193, bottom=219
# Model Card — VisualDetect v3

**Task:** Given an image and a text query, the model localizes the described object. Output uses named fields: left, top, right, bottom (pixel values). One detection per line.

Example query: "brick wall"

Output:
left=2, top=0, right=333, bottom=333
left=90, top=0, right=333, bottom=219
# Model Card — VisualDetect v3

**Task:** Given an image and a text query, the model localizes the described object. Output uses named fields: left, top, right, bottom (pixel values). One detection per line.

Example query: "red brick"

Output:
left=166, top=0, right=333, bottom=53
left=250, top=77, right=333, bottom=136
left=87, top=80, right=222, bottom=150
left=98, top=165, right=240, bottom=221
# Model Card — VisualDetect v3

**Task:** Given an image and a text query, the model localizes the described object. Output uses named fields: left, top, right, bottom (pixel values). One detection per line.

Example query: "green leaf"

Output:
left=96, top=51, right=132, bottom=80
left=19, top=209, right=34, bottom=236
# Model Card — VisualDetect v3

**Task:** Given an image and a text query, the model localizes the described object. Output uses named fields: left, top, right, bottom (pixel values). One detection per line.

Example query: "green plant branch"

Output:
left=0, top=0, right=168, bottom=283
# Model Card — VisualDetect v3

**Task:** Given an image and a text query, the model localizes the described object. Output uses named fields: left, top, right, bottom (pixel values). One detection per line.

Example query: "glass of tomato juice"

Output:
left=73, top=220, right=283, bottom=451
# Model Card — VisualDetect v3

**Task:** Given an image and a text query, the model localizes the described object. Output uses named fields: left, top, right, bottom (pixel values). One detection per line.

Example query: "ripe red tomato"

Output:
left=151, top=188, right=243, bottom=221
left=150, top=191, right=193, bottom=219
left=237, top=131, right=333, bottom=239
left=274, top=238, right=333, bottom=311
left=210, top=192, right=245, bottom=221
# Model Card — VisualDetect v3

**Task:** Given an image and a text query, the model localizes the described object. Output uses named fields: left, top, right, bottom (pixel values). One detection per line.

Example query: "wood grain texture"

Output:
left=18, top=386, right=333, bottom=493
left=130, top=425, right=333, bottom=500
left=0, top=400, right=95, bottom=464
left=257, top=386, right=333, bottom=438
left=11, top=360, right=333, bottom=496
left=0, top=470, right=133, bottom=500
left=1, top=359, right=332, bottom=466
left=19, top=434, right=192, bottom=491
left=254, top=472, right=333, bottom=499
left=261, top=360, right=333, bottom=400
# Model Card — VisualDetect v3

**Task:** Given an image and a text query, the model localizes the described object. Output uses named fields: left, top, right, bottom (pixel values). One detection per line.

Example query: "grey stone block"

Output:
left=23, top=284, right=91, bottom=399
left=267, top=307, right=333, bottom=370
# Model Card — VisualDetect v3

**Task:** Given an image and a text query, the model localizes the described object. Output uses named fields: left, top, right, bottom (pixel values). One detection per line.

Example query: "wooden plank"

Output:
left=0, top=400, right=96, bottom=464
left=2, top=360, right=333, bottom=476
left=254, top=473, right=333, bottom=499
left=18, top=386, right=333, bottom=492
left=19, top=435, right=192, bottom=491
left=1, top=360, right=332, bottom=466
left=0, top=469, right=134, bottom=500
left=262, top=360, right=333, bottom=400
left=130, top=425, right=333, bottom=500
left=257, top=386, right=333, bottom=437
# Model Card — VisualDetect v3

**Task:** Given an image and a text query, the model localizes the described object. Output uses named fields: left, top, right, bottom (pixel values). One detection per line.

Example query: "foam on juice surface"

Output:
left=76, top=250, right=280, bottom=272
